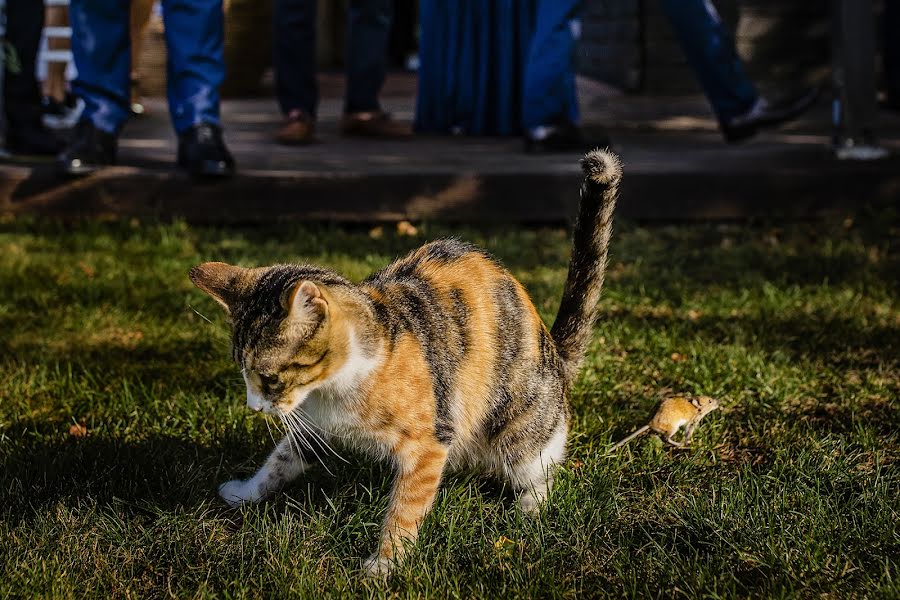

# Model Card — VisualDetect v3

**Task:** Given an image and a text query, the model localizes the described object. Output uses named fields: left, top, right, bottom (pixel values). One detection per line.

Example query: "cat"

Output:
left=189, top=149, right=620, bottom=575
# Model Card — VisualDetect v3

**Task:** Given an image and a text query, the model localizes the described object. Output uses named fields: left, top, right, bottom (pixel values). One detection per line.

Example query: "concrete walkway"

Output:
left=2, top=74, right=899, bottom=222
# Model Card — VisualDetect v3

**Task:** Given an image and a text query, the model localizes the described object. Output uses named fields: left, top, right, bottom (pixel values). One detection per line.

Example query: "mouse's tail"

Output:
left=609, top=425, right=650, bottom=452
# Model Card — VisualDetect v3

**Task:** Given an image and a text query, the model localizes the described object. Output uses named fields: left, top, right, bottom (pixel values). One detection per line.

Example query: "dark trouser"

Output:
left=886, top=0, right=900, bottom=100
left=3, top=0, right=44, bottom=128
left=274, top=0, right=392, bottom=118
left=658, top=0, right=758, bottom=125
left=70, top=0, right=224, bottom=135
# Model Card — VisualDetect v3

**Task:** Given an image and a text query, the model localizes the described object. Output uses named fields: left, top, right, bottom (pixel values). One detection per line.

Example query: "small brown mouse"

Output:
left=610, top=395, right=719, bottom=451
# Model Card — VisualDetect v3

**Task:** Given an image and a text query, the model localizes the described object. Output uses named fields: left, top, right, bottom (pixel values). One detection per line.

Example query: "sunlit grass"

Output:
left=1, top=216, right=897, bottom=598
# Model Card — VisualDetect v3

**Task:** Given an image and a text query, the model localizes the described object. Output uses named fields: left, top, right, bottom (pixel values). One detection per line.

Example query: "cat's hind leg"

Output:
left=219, top=435, right=313, bottom=507
left=506, top=418, right=568, bottom=513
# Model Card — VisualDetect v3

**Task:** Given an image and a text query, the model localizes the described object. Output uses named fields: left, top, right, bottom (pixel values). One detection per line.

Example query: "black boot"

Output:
left=177, top=123, right=235, bottom=178
left=722, top=87, right=820, bottom=143
left=57, top=119, right=117, bottom=175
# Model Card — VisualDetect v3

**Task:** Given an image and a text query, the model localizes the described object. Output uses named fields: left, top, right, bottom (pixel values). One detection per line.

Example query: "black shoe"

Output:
left=57, top=119, right=118, bottom=175
left=722, top=87, right=820, bottom=143
left=177, top=123, right=235, bottom=178
left=524, top=122, right=611, bottom=154
left=5, top=121, right=64, bottom=157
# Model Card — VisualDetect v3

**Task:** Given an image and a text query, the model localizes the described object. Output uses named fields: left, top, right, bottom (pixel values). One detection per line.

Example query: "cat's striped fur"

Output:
left=189, top=149, right=621, bottom=575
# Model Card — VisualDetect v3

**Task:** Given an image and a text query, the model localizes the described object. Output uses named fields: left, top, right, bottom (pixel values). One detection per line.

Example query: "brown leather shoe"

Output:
left=340, top=110, right=412, bottom=138
left=275, top=110, right=316, bottom=145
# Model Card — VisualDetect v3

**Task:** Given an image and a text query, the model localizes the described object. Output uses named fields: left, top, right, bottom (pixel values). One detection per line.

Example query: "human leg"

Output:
left=884, top=0, right=900, bottom=107
left=341, top=0, right=410, bottom=137
left=345, top=0, right=392, bottom=114
left=161, top=0, right=233, bottom=176
left=161, top=0, right=224, bottom=133
left=3, top=0, right=62, bottom=154
left=272, top=0, right=318, bottom=144
left=522, top=0, right=580, bottom=132
left=657, top=0, right=758, bottom=125
left=68, top=0, right=131, bottom=134
left=274, top=0, right=318, bottom=118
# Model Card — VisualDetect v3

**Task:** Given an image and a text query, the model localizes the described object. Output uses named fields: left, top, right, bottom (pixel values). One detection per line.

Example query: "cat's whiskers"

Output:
left=298, top=407, right=352, bottom=442
left=191, top=306, right=231, bottom=351
left=286, top=410, right=332, bottom=467
left=279, top=412, right=313, bottom=468
left=285, top=410, right=339, bottom=475
left=263, top=412, right=279, bottom=446
left=292, top=409, right=349, bottom=464
left=281, top=411, right=333, bottom=476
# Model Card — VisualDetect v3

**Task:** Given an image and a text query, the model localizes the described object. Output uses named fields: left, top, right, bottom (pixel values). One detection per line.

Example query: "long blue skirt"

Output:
left=415, top=1, right=538, bottom=136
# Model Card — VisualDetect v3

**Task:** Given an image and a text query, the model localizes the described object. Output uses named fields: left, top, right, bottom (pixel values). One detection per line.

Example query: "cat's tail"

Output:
left=550, top=149, right=621, bottom=387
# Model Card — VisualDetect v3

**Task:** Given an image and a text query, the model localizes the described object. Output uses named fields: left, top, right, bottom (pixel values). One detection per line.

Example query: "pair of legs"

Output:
left=522, top=0, right=758, bottom=130
left=62, top=0, right=233, bottom=176
left=219, top=418, right=568, bottom=574
left=70, top=0, right=223, bottom=136
left=273, top=0, right=392, bottom=119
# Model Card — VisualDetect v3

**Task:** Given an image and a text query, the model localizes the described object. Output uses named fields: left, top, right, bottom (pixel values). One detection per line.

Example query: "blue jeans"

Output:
left=274, top=0, right=392, bottom=117
left=521, top=0, right=581, bottom=131
left=659, top=0, right=758, bottom=124
left=70, top=0, right=224, bottom=135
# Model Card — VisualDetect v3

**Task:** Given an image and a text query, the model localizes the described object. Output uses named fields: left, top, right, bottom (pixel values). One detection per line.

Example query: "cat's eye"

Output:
left=258, top=373, right=279, bottom=389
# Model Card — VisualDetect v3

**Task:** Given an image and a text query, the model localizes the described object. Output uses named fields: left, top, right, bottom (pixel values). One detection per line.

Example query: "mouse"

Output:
left=610, top=395, right=719, bottom=451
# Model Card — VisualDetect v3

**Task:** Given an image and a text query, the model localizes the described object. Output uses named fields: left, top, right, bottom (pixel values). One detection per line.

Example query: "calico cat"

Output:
left=189, top=149, right=620, bottom=575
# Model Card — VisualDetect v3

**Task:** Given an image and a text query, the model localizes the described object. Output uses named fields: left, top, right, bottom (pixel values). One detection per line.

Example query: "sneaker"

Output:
left=340, top=110, right=412, bottom=138
left=833, top=138, right=890, bottom=161
left=177, top=122, right=235, bottom=178
left=275, top=110, right=316, bottom=145
left=57, top=119, right=118, bottom=175
left=42, top=93, right=86, bottom=131
left=722, top=87, right=820, bottom=143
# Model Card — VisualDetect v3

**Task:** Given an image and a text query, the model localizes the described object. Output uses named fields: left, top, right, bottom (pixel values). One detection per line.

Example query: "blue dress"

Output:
left=416, top=1, right=531, bottom=136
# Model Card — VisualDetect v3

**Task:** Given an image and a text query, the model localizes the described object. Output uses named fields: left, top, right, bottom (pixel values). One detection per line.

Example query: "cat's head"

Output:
left=190, top=262, right=345, bottom=415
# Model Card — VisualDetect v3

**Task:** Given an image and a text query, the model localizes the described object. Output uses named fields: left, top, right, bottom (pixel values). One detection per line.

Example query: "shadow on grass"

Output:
left=0, top=424, right=502, bottom=532
left=0, top=428, right=381, bottom=525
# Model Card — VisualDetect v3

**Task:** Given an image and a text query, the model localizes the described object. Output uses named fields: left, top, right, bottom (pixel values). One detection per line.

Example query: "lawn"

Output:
left=0, top=215, right=897, bottom=598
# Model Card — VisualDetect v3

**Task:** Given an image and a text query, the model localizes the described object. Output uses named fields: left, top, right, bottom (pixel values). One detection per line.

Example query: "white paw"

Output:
left=218, top=479, right=259, bottom=507
left=517, top=490, right=544, bottom=514
left=362, top=553, right=393, bottom=578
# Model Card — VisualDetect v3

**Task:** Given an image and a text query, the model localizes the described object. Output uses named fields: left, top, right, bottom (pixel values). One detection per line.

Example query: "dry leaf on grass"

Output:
left=78, top=262, right=96, bottom=278
left=671, top=352, right=688, bottom=362
left=69, top=423, right=87, bottom=437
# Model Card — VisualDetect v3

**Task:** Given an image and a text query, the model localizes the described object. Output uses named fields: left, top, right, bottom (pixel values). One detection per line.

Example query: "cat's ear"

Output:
left=189, top=262, right=246, bottom=312
left=285, top=281, right=327, bottom=330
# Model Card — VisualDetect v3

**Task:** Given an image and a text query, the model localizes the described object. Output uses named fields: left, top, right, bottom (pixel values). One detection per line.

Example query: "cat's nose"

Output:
left=246, top=390, right=264, bottom=412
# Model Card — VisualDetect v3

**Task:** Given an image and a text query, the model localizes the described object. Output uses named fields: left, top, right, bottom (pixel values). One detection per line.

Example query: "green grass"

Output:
left=0, top=215, right=897, bottom=598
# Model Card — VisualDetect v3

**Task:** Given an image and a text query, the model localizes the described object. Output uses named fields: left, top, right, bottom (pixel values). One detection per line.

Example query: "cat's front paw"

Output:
left=362, top=553, right=394, bottom=578
left=218, top=479, right=259, bottom=507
